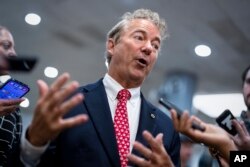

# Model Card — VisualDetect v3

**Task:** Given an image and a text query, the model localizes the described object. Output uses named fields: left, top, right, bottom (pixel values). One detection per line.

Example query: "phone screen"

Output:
left=0, top=79, right=30, bottom=99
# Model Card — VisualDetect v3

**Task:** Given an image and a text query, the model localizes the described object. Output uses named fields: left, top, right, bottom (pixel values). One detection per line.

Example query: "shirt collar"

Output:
left=103, top=73, right=141, bottom=103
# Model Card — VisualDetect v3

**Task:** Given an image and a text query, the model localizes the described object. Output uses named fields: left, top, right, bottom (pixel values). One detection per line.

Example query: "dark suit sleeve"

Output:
left=37, top=140, right=60, bottom=167
left=167, top=129, right=181, bottom=167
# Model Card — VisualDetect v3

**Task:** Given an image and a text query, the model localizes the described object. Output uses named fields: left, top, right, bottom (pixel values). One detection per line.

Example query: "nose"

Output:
left=8, top=48, right=16, bottom=57
left=142, top=41, right=153, bottom=56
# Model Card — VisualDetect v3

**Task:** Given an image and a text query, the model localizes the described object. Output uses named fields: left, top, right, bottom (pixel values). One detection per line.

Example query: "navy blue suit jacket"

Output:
left=38, top=79, right=180, bottom=167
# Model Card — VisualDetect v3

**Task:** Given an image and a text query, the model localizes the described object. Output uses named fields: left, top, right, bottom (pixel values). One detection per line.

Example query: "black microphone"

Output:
left=1, top=56, right=38, bottom=72
left=159, top=98, right=205, bottom=132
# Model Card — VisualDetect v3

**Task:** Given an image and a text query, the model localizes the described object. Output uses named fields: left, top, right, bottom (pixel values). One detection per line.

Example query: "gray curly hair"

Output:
left=105, top=9, right=168, bottom=65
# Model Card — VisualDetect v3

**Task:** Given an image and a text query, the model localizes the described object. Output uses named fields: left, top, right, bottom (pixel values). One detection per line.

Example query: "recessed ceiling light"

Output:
left=194, top=44, right=211, bottom=57
left=44, top=67, right=58, bottom=78
left=25, top=13, right=41, bottom=25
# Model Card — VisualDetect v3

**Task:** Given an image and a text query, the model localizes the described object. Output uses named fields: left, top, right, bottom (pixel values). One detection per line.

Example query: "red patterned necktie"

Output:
left=114, top=89, right=131, bottom=167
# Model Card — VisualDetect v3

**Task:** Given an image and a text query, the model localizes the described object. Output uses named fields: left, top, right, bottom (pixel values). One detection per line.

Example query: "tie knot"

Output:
left=117, top=89, right=131, bottom=100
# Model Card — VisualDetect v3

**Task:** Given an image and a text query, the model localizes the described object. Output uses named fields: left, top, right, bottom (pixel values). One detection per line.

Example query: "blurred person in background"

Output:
left=0, top=26, right=89, bottom=167
left=239, top=65, right=250, bottom=132
left=231, top=65, right=250, bottom=150
left=179, top=134, right=194, bottom=167
left=0, top=25, right=24, bottom=167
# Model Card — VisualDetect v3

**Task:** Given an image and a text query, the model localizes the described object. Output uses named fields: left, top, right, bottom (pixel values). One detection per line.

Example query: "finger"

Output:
left=179, top=111, right=190, bottom=131
left=0, top=106, right=17, bottom=116
left=232, top=120, right=245, bottom=138
left=190, top=116, right=203, bottom=125
left=49, top=73, right=70, bottom=94
left=53, top=93, right=84, bottom=119
left=155, top=133, right=164, bottom=145
left=170, top=109, right=180, bottom=130
left=143, top=131, right=162, bottom=152
left=59, top=114, right=89, bottom=130
left=127, top=154, right=149, bottom=167
left=239, top=121, right=249, bottom=135
left=41, top=73, right=70, bottom=103
left=0, top=99, right=24, bottom=106
left=133, top=141, right=152, bottom=160
left=37, top=80, right=49, bottom=97
left=47, top=81, right=80, bottom=110
left=35, top=80, right=50, bottom=113
left=190, top=116, right=206, bottom=131
left=0, top=105, right=17, bottom=112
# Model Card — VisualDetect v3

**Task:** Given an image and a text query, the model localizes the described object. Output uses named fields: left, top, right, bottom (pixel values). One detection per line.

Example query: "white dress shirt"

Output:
left=103, top=73, right=141, bottom=153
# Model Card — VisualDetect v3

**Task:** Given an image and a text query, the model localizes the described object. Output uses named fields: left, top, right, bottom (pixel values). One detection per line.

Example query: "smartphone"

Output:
left=1, top=56, right=38, bottom=72
left=216, top=109, right=237, bottom=136
left=0, top=78, right=30, bottom=99
left=159, top=98, right=205, bottom=132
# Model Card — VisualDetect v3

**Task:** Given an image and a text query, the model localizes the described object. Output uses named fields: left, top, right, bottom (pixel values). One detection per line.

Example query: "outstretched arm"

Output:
left=170, top=109, right=237, bottom=162
left=20, top=73, right=88, bottom=166
left=27, top=73, right=88, bottom=146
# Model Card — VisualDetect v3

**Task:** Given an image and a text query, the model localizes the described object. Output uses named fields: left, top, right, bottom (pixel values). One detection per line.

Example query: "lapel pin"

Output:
left=150, top=113, right=155, bottom=119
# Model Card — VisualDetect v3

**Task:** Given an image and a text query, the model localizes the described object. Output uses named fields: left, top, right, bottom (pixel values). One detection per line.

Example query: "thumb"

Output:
left=37, top=80, right=49, bottom=97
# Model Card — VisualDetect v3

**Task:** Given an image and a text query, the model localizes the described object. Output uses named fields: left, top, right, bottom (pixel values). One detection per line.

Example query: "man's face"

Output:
left=107, top=19, right=161, bottom=88
left=243, top=70, right=250, bottom=110
left=0, top=29, right=16, bottom=75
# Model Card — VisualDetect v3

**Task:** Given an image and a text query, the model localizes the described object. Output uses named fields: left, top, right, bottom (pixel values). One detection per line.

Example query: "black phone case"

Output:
left=159, top=98, right=205, bottom=132
left=216, top=109, right=237, bottom=136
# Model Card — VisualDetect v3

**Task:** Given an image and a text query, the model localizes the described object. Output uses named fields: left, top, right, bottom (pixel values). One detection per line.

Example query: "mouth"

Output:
left=136, top=58, right=148, bottom=67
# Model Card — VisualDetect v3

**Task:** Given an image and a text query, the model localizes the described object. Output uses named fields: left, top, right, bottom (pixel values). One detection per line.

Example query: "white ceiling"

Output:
left=1, top=0, right=250, bottom=113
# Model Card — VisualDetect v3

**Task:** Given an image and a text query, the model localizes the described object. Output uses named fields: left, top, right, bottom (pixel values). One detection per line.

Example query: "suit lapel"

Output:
left=83, top=80, right=120, bottom=167
left=131, top=94, right=157, bottom=156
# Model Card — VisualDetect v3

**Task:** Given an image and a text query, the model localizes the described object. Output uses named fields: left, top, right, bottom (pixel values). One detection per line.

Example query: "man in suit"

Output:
left=21, top=9, right=181, bottom=167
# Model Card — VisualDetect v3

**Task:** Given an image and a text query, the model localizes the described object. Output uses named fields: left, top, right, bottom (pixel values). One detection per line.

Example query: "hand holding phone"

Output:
left=0, top=78, right=30, bottom=99
left=159, top=98, right=205, bottom=132
left=216, top=109, right=237, bottom=136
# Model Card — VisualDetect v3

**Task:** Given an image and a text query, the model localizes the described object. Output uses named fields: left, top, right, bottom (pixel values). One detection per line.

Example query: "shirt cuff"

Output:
left=20, top=128, right=49, bottom=167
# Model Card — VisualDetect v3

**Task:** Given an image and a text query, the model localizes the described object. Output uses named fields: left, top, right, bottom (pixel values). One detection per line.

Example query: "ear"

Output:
left=106, top=38, right=115, bottom=57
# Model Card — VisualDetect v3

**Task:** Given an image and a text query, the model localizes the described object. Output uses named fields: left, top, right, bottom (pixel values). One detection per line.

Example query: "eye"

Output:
left=2, top=42, right=11, bottom=50
left=152, top=42, right=160, bottom=51
left=133, top=32, right=144, bottom=41
left=152, top=43, right=159, bottom=50
left=134, top=35, right=143, bottom=41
